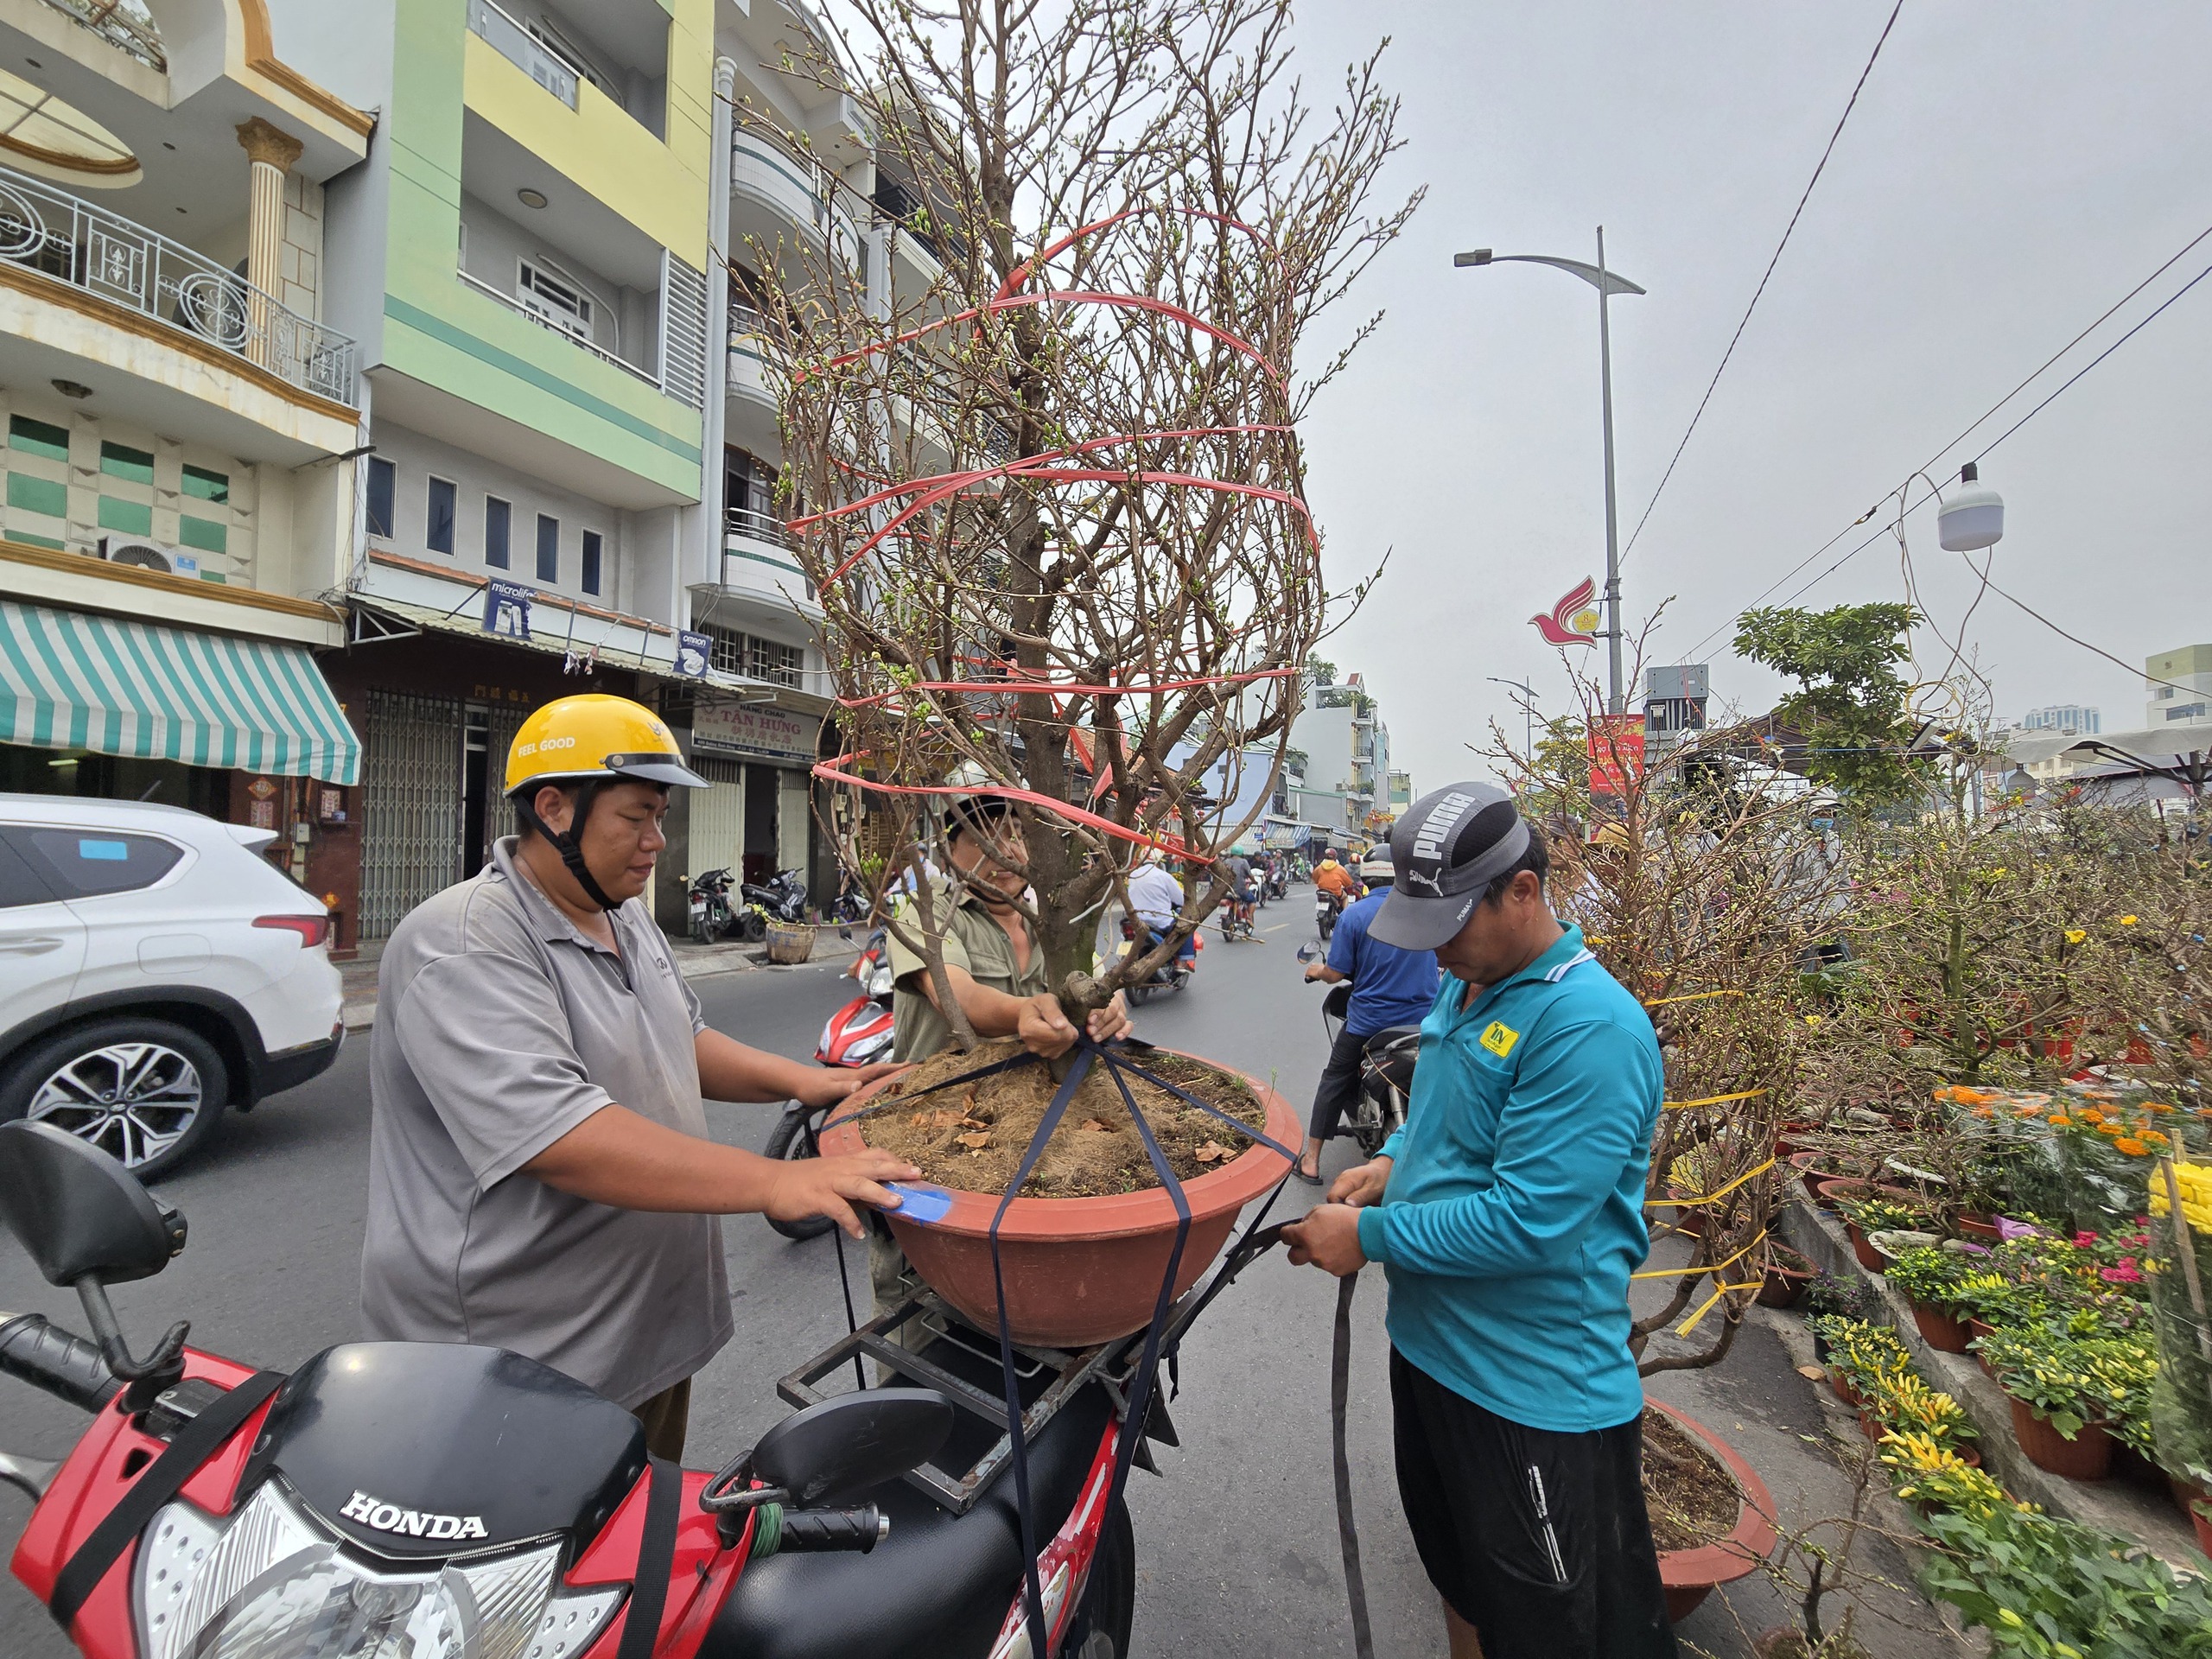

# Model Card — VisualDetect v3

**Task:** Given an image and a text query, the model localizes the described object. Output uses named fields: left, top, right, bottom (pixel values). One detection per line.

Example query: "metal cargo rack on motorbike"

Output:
left=781, top=1219, right=1284, bottom=1517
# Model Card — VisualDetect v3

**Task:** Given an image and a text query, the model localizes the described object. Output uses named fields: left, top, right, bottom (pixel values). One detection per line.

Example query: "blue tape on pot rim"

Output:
left=881, top=1182, right=953, bottom=1224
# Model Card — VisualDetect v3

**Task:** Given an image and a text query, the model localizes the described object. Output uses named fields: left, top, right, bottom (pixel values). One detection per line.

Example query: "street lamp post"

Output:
left=1487, top=675, right=1538, bottom=761
left=1457, top=230, right=1645, bottom=714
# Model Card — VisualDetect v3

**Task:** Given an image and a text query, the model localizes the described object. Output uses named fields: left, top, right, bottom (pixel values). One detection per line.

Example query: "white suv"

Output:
left=0, top=794, right=344, bottom=1177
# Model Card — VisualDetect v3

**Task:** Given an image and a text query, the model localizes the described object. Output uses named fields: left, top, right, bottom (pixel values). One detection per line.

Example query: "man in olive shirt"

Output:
left=872, top=796, right=1131, bottom=1322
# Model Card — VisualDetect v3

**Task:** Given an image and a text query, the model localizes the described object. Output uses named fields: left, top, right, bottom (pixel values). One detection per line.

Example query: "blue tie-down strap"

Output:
left=880, top=1182, right=954, bottom=1224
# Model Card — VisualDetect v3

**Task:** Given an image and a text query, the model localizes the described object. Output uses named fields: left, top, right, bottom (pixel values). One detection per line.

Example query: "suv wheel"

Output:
left=0, top=1018, right=227, bottom=1179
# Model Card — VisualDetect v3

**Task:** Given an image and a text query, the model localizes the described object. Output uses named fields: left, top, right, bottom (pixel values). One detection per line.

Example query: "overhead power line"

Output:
left=1618, top=0, right=1906, bottom=569
left=1678, top=220, right=2212, bottom=659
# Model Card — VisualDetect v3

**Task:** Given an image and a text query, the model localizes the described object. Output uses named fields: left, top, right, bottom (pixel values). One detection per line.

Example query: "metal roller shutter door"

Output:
left=359, top=690, right=462, bottom=939
left=689, top=756, right=745, bottom=877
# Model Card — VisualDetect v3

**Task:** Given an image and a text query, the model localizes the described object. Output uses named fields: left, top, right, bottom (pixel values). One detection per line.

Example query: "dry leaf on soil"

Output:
left=1193, top=1141, right=1230, bottom=1165
left=956, top=1131, right=991, bottom=1150
left=1795, top=1365, right=1825, bottom=1382
left=1080, top=1118, right=1113, bottom=1133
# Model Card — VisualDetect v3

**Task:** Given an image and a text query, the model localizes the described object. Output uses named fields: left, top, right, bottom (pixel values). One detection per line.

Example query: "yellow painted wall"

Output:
left=459, top=0, right=712, bottom=267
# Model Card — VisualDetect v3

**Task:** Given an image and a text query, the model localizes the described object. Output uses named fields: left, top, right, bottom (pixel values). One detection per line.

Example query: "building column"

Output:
left=236, top=118, right=304, bottom=370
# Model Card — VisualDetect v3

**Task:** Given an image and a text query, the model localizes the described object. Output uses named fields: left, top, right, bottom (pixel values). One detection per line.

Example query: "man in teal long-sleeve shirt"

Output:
left=1284, top=784, right=1675, bottom=1659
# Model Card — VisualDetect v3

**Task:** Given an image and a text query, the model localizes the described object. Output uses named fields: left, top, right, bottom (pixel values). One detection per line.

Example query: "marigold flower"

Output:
left=2079, top=1108, right=2106, bottom=1125
left=2114, top=1138, right=2149, bottom=1156
left=2143, top=1129, right=2169, bottom=1145
left=1973, top=1105, right=1994, bottom=1118
left=2049, top=1113, right=2069, bottom=1126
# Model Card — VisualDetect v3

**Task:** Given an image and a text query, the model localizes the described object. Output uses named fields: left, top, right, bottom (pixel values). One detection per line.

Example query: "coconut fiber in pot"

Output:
left=861, top=1037, right=1268, bottom=1197
left=1643, top=1409, right=1740, bottom=1552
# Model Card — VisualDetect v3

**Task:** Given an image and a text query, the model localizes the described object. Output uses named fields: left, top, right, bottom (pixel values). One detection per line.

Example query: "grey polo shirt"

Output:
left=360, top=836, right=733, bottom=1409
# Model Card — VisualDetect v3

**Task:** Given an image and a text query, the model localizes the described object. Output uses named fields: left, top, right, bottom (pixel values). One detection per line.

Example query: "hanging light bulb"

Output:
left=1938, top=461, right=2005, bottom=551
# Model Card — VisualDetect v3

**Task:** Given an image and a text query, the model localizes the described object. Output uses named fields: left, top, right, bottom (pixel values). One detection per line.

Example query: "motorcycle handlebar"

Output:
left=0, top=1313, right=120, bottom=1414
left=779, top=1504, right=889, bottom=1553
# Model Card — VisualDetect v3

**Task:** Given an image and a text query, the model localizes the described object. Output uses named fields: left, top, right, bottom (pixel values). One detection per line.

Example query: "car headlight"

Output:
left=135, top=1480, right=625, bottom=1659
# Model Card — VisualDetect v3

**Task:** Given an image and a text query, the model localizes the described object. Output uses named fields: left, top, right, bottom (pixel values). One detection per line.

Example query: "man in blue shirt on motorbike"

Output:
left=1294, top=854, right=1438, bottom=1183
left=1283, top=783, right=1674, bottom=1659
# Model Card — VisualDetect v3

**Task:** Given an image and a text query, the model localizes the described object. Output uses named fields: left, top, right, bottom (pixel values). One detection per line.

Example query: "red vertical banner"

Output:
left=1587, top=715, right=1646, bottom=796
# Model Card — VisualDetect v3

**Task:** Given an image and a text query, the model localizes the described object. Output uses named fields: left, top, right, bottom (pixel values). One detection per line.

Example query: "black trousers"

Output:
left=1391, top=1350, right=1675, bottom=1659
left=1308, top=1023, right=1389, bottom=1145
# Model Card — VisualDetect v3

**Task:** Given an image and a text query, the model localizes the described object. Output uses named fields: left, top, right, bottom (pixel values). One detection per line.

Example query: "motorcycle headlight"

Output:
left=136, top=1481, right=624, bottom=1659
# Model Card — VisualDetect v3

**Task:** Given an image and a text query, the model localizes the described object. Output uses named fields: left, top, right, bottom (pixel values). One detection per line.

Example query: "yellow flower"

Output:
left=2065, top=929, right=2086, bottom=944
left=1804, top=1014, right=1822, bottom=1027
left=2120, top=915, right=2139, bottom=925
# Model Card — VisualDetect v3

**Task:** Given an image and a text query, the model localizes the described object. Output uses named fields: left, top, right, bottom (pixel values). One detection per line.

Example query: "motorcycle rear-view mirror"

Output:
left=748, top=1389, right=954, bottom=1507
left=0, top=1121, right=185, bottom=1288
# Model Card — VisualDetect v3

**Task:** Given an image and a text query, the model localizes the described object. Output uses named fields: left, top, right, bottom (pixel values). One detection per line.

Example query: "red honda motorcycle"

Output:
left=1, top=1119, right=1277, bottom=1659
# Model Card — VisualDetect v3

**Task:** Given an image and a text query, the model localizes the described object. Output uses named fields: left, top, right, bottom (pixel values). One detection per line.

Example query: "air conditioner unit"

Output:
left=99, top=537, right=198, bottom=577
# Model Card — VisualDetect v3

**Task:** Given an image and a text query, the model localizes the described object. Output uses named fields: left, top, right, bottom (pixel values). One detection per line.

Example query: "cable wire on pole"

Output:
left=1681, top=238, right=2212, bottom=658
left=1618, top=0, right=1906, bottom=569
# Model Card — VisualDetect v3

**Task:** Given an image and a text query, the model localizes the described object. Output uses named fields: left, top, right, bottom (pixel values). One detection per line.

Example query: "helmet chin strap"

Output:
left=516, top=782, right=622, bottom=912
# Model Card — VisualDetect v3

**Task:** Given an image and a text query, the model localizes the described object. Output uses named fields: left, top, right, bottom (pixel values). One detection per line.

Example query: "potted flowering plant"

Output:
left=1809, top=1316, right=1912, bottom=1408
left=1975, top=1326, right=2157, bottom=1481
left=1885, top=1246, right=1976, bottom=1353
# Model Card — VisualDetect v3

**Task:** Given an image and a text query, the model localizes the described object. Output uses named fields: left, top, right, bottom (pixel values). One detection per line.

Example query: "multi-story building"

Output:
left=1389, top=769, right=1412, bottom=814
left=0, top=0, right=377, bottom=875
left=2018, top=703, right=2100, bottom=736
left=1289, top=670, right=1392, bottom=848
left=0, top=1, right=888, bottom=951
left=2145, top=645, right=2212, bottom=728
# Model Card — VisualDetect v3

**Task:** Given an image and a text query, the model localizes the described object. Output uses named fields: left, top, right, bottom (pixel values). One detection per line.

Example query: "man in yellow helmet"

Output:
left=361, top=694, right=916, bottom=1459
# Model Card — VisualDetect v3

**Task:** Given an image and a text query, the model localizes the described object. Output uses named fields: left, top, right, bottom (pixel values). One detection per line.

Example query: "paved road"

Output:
left=0, top=893, right=1938, bottom=1656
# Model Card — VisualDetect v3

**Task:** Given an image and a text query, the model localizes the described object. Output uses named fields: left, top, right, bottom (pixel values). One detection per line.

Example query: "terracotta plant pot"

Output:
left=1663, top=1194, right=1707, bottom=1238
left=817, top=1053, right=1299, bottom=1348
left=1831, top=1370, right=1862, bottom=1408
left=1650, top=1402, right=1778, bottom=1623
left=2008, top=1398, right=2111, bottom=1481
left=2173, top=1473, right=2211, bottom=1526
left=1968, top=1319, right=1998, bottom=1379
left=2194, top=1503, right=2212, bottom=1564
left=1755, top=1246, right=1816, bottom=1308
left=1954, top=1213, right=2002, bottom=1242
left=1911, top=1302, right=1973, bottom=1354
left=1789, top=1151, right=1853, bottom=1207
left=1844, top=1221, right=1885, bottom=1273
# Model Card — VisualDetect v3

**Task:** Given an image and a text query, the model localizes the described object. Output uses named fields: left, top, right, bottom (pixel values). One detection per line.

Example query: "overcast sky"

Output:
left=1288, top=1, right=2212, bottom=796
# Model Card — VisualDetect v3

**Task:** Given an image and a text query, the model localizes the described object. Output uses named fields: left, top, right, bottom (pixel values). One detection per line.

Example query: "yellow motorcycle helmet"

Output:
left=505, top=695, right=708, bottom=909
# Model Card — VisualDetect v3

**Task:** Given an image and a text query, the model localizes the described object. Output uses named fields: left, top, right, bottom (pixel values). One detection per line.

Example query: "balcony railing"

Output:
left=725, top=505, right=792, bottom=550
left=0, top=164, right=358, bottom=404
left=459, top=268, right=657, bottom=388
left=37, top=0, right=166, bottom=71
left=467, top=0, right=580, bottom=108
left=731, top=127, right=857, bottom=256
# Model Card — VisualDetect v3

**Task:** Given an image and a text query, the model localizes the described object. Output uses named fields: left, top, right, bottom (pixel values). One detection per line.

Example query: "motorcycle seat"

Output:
left=710, top=1341, right=1113, bottom=1659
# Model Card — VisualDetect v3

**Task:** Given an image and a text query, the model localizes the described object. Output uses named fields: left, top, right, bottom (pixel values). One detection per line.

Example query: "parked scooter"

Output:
left=760, top=930, right=896, bottom=1243
left=689, top=867, right=738, bottom=943
left=742, top=868, right=812, bottom=927
left=0, top=1118, right=1285, bottom=1659
left=1317, top=979, right=1422, bottom=1156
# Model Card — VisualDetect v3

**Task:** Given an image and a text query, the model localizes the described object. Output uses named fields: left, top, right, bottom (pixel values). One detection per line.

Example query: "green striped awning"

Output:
left=0, top=599, right=360, bottom=784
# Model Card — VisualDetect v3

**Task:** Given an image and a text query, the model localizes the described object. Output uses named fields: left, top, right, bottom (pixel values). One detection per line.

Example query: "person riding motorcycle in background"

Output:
left=1294, top=852, right=1440, bottom=1183
left=360, top=694, right=914, bottom=1460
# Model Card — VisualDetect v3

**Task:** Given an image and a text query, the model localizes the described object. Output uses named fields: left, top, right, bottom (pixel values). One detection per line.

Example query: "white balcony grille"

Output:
left=0, top=163, right=357, bottom=404
left=467, top=0, right=580, bottom=107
